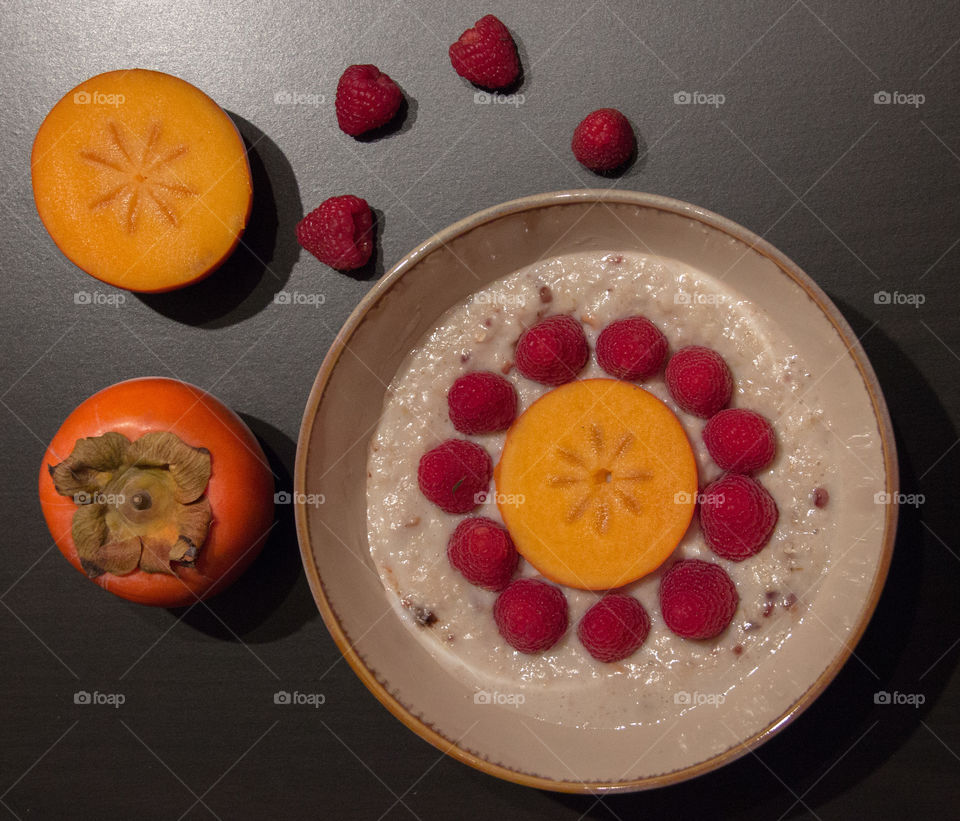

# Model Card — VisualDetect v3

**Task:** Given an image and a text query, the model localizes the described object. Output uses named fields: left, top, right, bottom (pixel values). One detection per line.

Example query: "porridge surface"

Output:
left=366, top=251, right=835, bottom=729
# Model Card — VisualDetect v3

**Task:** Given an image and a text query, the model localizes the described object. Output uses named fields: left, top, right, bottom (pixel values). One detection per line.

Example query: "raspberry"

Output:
left=577, top=594, right=651, bottom=662
left=296, top=195, right=373, bottom=270
left=418, top=439, right=492, bottom=514
left=596, top=316, right=668, bottom=381
left=335, top=64, right=403, bottom=137
left=447, top=517, right=519, bottom=591
left=700, top=474, right=778, bottom=561
left=515, top=315, right=588, bottom=386
left=702, top=408, right=776, bottom=473
left=494, top=578, right=568, bottom=654
left=659, top=559, right=739, bottom=640
left=665, top=345, right=733, bottom=418
left=449, top=15, right=521, bottom=90
left=447, top=371, right=517, bottom=434
left=572, top=108, right=636, bottom=173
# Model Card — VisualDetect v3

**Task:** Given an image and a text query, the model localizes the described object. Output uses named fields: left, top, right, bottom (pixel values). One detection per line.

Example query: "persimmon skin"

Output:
left=38, top=378, right=274, bottom=607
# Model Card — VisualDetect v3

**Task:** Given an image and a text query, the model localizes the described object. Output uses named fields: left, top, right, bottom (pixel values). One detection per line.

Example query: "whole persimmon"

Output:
left=38, top=378, right=274, bottom=607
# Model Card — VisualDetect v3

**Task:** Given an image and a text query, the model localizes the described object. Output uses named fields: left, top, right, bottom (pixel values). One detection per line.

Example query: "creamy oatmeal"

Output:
left=366, top=250, right=836, bottom=729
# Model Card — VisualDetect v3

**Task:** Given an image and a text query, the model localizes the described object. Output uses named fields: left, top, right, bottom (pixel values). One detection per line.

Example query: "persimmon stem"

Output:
left=130, top=491, right=151, bottom=511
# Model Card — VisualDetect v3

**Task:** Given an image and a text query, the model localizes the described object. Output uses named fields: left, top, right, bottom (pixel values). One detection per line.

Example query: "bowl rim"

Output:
left=294, top=189, right=899, bottom=793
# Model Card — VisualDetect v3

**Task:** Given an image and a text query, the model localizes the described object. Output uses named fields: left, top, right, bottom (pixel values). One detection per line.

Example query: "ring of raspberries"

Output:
left=414, top=306, right=783, bottom=663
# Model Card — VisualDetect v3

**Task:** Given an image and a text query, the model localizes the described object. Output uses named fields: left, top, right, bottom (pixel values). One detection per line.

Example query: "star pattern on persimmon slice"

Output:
left=547, top=424, right=652, bottom=535
left=80, top=121, right=197, bottom=233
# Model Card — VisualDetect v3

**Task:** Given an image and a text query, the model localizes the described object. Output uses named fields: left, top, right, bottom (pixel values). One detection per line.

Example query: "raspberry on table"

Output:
left=296, top=195, right=374, bottom=270
left=700, top=473, right=779, bottom=561
left=449, top=14, right=521, bottom=90
left=577, top=594, right=651, bottom=662
left=335, top=64, right=403, bottom=137
left=447, top=371, right=517, bottom=434
left=702, top=408, right=776, bottom=473
left=665, top=345, right=733, bottom=418
left=572, top=108, right=636, bottom=173
left=418, top=439, right=493, bottom=514
left=659, top=559, right=739, bottom=640
left=494, top=578, right=568, bottom=653
left=447, top=516, right=519, bottom=591
left=515, top=315, right=589, bottom=386
left=596, top=316, right=668, bottom=381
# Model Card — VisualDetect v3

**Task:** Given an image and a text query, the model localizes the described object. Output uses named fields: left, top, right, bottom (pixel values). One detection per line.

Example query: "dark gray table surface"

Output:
left=2, top=1, right=959, bottom=818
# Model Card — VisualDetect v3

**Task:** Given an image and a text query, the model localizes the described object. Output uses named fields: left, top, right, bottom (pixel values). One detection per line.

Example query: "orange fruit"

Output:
left=495, top=379, right=697, bottom=590
left=31, top=69, right=252, bottom=292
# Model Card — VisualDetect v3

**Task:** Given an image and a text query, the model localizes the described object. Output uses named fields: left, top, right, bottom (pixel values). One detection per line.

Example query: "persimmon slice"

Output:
left=31, top=69, right=252, bottom=292
left=495, top=379, right=698, bottom=590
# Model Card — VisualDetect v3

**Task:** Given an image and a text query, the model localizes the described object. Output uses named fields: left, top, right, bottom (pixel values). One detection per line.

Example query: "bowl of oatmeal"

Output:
left=294, top=190, right=897, bottom=792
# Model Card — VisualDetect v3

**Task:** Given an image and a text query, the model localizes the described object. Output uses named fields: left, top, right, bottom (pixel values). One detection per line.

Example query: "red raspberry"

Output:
left=418, top=439, right=492, bottom=514
left=494, top=578, right=568, bottom=654
left=515, top=315, right=588, bottom=386
left=659, top=559, right=739, bottom=640
left=447, top=371, right=517, bottom=434
left=596, top=316, right=668, bottom=381
left=665, top=345, right=733, bottom=418
left=335, top=64, right=403, bottom=137
left=572, top=108, right=636, bottom=173
left=702, top=408, right=776, bottom=473
left=296, top=195, right=374, bottom=270
left=577, top=594, right=651, bottom=662
left=449, top=15, right=521, bottom=90
left=447, top=517, right=519, bottom=591
left=700, top=474, right=778, bottom=561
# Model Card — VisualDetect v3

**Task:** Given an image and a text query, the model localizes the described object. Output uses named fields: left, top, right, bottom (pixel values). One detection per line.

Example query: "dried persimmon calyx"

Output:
left=49, top=431, right=212, bottom=578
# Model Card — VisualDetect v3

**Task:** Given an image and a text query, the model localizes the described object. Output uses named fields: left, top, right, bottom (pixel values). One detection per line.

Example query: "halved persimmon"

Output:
left=495, top=379, right=697, bottom=590
left=31, top=69, right=252, bottom=292
left=38, top=378, right=274, bottom=607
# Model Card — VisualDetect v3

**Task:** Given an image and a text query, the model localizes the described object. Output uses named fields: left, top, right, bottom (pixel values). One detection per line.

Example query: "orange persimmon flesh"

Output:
left=495, top=379, right=698, bottom=590
left=31, top=69, right=252, bottom=292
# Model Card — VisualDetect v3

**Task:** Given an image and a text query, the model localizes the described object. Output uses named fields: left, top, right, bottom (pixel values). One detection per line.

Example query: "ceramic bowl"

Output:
left=294, top=190, right=897, bottom=792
